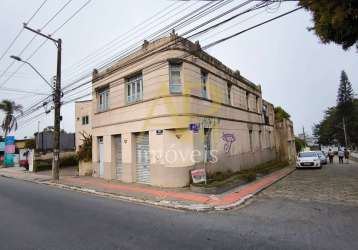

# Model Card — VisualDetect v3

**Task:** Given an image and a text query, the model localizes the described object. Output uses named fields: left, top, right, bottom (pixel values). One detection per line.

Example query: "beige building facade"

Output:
left=75, top=34, right=292, bottom=187
left=75, top=100, right=92, bottom=151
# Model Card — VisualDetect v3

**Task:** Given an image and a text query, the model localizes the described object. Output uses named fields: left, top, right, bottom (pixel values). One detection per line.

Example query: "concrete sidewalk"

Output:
left=0, top=166, right=295, bottom=211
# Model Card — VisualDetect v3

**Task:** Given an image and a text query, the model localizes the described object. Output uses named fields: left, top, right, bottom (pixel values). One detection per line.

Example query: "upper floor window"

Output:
left=169, top=63, right=182, bottom=94
left=127, top=74, right=143, bottom=103
left=201, top=71, right=208, bottom=98
left=97, top=88, right=109, bottom=112
left=246, top=92, right=250, bottom=110
left=227, top=83, right=232, bottom=105
left=263, top=104, right=269, bottom=124
left=82, top=115, right=89, bottom=125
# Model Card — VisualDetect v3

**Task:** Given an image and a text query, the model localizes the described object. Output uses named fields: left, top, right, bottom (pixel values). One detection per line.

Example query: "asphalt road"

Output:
left=0, top=162, right=358, bottom=250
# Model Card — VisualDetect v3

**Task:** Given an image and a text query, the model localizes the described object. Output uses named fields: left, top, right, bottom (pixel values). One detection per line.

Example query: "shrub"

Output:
left=274, top=106, right=291, bottom=121
left=33, top=155, right=79, bottom=172
left=25, top=138, right=36, bottom=149
left=76, top=132, right=92, bottom=162
left=60, top=155, right=78, bottom=167
left=241, top=171, right=257, bottom=182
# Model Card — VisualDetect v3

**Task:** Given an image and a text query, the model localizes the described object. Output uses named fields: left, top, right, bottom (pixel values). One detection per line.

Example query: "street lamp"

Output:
left=10, top=24, right=62, bottom=181
left=10, top=55, right=54, bottom=90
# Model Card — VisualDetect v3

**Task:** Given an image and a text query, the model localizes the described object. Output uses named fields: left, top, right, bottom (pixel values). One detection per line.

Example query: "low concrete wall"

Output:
left=151, top=164, right=192, bottom=188
left=204, top=148, right=276, bottom=174
left=79, top=161, right=93, bottom=176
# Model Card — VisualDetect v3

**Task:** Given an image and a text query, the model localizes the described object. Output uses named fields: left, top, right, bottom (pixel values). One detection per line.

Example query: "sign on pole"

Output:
left=191, top=168, right=207, bottom=184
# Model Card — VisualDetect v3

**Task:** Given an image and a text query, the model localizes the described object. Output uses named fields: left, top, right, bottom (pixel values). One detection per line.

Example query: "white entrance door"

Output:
left=115, top=135, right=122, bottom=180
left=136, top=132, right=150, bottom=184
left=98, top=137, right=104, bottom=177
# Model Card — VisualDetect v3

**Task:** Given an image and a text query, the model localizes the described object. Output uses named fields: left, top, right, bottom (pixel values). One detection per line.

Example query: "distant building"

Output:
left=298, top=133, right=319, bottom=148
left=35, top=131, right=75, bottom=152
left=75, top=100, right=92, bottom=151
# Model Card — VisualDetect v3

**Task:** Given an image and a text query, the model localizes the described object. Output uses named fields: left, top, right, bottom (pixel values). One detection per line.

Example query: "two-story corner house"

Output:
left=88, top=33, right=277, bottom=187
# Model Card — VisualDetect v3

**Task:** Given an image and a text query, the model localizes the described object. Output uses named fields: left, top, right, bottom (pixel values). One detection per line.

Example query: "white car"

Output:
left=296, top=151, right=322, bottom=169
left=315, top=151, right=328, bottom=165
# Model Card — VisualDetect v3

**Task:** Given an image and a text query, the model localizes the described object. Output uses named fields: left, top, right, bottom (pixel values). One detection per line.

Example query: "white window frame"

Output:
left=169, top=63, right=182, bottom=94
left=97, top=88, right=109, bottom=112
left=126, top=74, right=143, bottom=103
left=81, top=115, right=89, bottom=125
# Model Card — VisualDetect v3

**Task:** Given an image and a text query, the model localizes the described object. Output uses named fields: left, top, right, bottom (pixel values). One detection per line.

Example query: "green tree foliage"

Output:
left=274, top=106, right=291, bottom=122
left=0, top=100, right=23, bottom=136
left=299, top=0, right=358, bottom=50
left=295, top=136, right=307, bottom=152
left=337, top=70, right=354, bottom=117
left=313, top=107, right=339, bottom=145
left=24, top=138, right=36, bottom=149
left=76, top=132, right=92, bottom=162
left=314, top=71, right=357, bottom=147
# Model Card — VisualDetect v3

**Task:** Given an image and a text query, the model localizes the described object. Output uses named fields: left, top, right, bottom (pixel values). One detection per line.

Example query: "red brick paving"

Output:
left=61, top=167, right=294, bottom=206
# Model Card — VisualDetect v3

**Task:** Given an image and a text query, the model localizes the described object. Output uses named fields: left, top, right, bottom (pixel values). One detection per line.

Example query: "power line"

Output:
left=0, top=0, right=74, bottom=88
left=0, top=87, right=48, bottom=95
left=61, top=0, right=228, bottom=92
left=18, top=0, right=232, bottom=124
left=63, top=1, right=262, bottom=96
left=62, top=2, right=300, bottom=106
left=0, top=0, right=48, bottom=64
left=52, top=0, right=91, bottom=34
left=202, top=5, right=304, bottom=49
left=17, top=1, right=299, bottom=130
left=61, top=0, right=183, bottom=79
left=61, top=0, right=208, bottom=88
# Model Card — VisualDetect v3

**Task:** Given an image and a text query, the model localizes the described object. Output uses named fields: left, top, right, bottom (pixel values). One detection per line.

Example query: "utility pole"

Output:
left=23, top=24, right=62, bottom=180
left=302, top=126, right=306, bottom=144
left=342, top=117, right=348, bottom=147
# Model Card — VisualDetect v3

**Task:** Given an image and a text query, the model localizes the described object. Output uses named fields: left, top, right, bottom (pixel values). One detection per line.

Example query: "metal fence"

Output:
left=36, top=131, right=75, bottom=152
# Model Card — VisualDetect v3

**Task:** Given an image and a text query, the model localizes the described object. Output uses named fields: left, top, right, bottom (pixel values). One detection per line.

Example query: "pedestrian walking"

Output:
left=328, top=148, right=334, bottom=164
left=344, top=148, right=350, bottom=164
left=338, top=148, right=344, bottom=164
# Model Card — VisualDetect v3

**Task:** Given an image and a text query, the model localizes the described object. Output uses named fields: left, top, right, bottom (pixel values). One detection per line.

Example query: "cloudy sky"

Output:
left=0, top=0, right=357, bottom=139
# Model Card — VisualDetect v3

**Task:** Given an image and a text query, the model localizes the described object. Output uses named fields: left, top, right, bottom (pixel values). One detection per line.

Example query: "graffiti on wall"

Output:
left=222, top=133, right=236, bottom=153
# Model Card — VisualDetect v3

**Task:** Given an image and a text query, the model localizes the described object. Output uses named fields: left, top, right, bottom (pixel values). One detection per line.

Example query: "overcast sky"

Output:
left=0, top=0, right=357, bottom=139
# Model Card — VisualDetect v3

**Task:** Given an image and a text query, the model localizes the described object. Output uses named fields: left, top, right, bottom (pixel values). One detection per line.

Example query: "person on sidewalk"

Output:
left=328, top=148, right=334, bottom=164
left=338, top=148, right=344, bottom=164
left=344, top=148, right=350, bottom=164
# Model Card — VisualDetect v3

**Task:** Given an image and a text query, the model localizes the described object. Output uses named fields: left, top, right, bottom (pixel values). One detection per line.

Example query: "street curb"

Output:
left=0, top=167, right=295, bottom=212
left=213, top=167, right=296, bottom=211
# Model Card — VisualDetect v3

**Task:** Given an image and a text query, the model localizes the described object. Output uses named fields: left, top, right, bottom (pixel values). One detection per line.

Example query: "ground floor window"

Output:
left=204, top=128, right=212, bottom=162
left=249, top=130, right=253, bottom=152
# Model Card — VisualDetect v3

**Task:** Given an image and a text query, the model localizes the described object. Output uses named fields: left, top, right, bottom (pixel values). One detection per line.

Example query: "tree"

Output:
left=337, top=70, right=354, bottom=116
left=274, top=106, right=291, bottom=122
left=299, top=0, right=358, bottom=50
left=76, top=132, right=92, bottom=162
left=295, top=136, right=306, bottom=152
left=313, top=107, right=340, bottom=145
left=25, top=138, right=36, bottom=149
left=336, top=70, right=355, bottom=145
left=0, top=100, right=23, bottom=137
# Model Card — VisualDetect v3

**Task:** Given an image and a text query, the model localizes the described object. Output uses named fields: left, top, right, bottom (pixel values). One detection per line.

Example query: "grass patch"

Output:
left=193, top=160, right=289, bottom=188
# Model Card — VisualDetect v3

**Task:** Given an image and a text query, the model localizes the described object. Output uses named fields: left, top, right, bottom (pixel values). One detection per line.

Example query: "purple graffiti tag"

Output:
left=222, top=133, right=236, bottom=153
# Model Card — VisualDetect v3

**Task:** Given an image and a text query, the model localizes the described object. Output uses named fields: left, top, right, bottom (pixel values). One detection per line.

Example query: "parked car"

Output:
left=296, top=151, right=322, bottom=169
left=316, top=151, right=328, bottom=165
left=19, top=159, right=29, bottom=170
